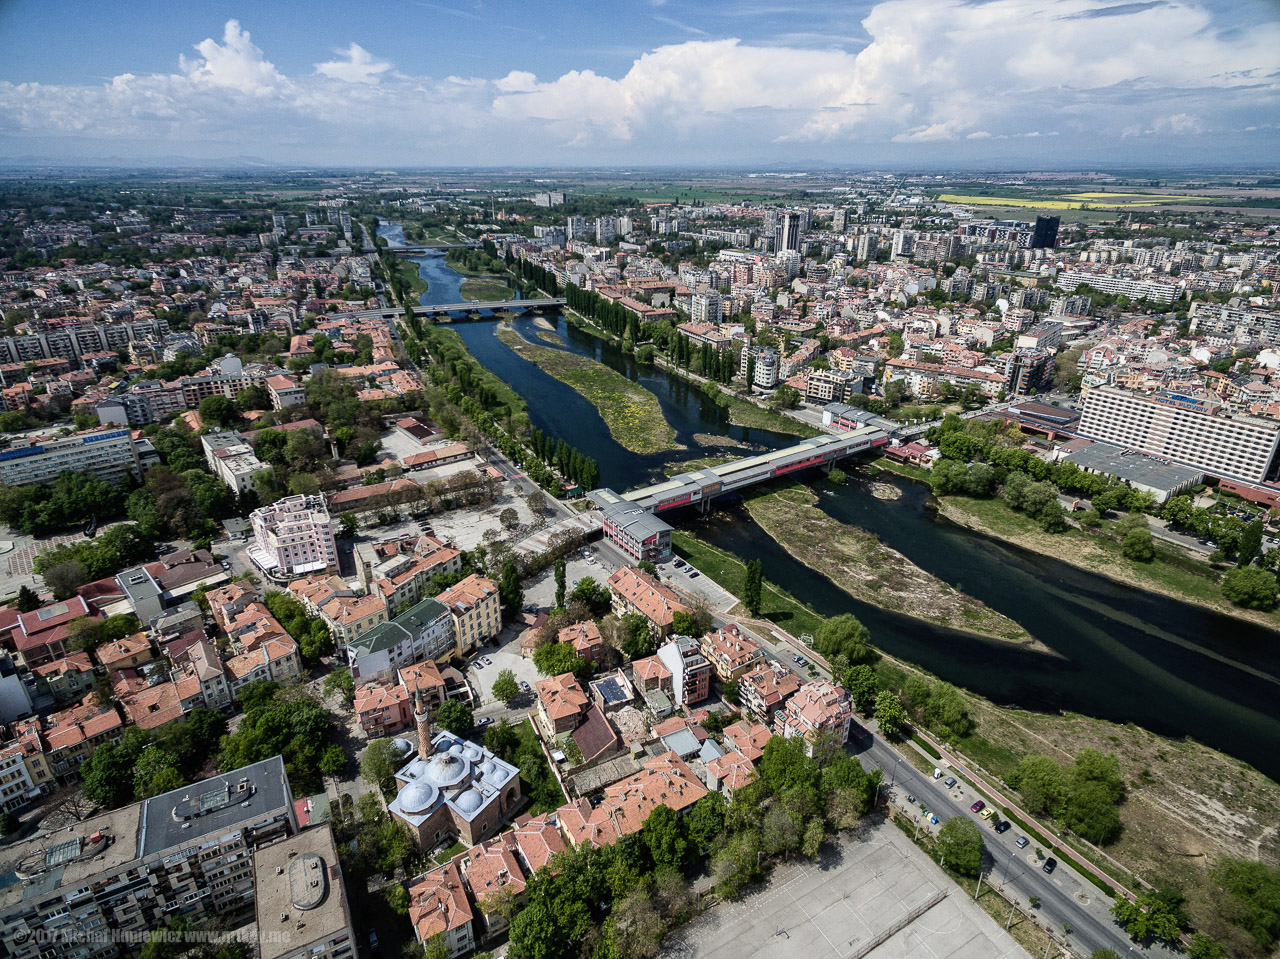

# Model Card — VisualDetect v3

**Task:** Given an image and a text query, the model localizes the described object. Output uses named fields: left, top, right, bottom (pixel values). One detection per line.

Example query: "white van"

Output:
left=933, top=768, right=943, bottom=779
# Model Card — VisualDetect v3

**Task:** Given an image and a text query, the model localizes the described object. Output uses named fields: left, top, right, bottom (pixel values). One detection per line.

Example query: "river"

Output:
left=379, top=219, right=1280, bottom=779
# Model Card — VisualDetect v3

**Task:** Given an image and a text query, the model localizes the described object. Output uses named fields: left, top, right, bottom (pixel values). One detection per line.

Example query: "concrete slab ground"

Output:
left=662, top=820, right=1026, bottom=959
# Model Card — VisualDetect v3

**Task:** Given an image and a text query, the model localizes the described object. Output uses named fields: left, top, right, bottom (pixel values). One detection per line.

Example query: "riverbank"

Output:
left=743, top=482, right=1043, bottom=649
left=388, top=255, right=428, bottom=298
left=673, top=521, right=1280, bottom=949
left=459, top=276, right=511, bottom=301
left=494, top=324, right=680, bottom=455
left=936, top=495, right=1280, bottom=631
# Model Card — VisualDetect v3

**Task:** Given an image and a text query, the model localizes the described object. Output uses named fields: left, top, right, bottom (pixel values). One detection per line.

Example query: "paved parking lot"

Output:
left=662, top=820, right=1024, bottom=959
left=468, top=644, right=542, bottom=709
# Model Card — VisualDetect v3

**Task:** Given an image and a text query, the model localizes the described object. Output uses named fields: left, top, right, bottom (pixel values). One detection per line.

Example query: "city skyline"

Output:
left=0, top=0, right=1277, bottom=168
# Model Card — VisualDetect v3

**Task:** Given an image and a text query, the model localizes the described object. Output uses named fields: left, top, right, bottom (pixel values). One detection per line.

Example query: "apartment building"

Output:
left=254, top=828, right=356, bottom=959
left=224, top=637, right=303, bottom=698
left=607, top=567, right=692, bottom=640
left=202, top=429, right=270, bottom=495
left=0, top=758, right=296, bottom=959
left=407, top=860, right=476, bottom=959
left=804, top=368, right=862, bottom=405
left=697, top=624, right=763, bottom=683
left=266, top=374, right=306, bottom=409
left=740, top=344, right=780, bottom=389
left=347, top=597, right=453, bottom=681
left=1079, top=385, right=1280, bottom=483
left=1054, top=269, right=1178, bottom=304
left=435, top=575, right=501, bottom=653
left=690, top=292, right=723, bottom=326
left=0, top=426, right=145, bottom=488
left=655, top=634, right=712, bottom=707
left=557, top=752, right=707, bottom=848
left=317, top=593, right=388, bottom=649
left=774, top=680, right=852, bottom=754
left=249, top=495, right=339, bottom=576
left=0, top=318, right=169, bottom=367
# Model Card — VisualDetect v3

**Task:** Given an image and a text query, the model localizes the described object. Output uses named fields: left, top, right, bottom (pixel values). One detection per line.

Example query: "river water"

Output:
left=379, top=220, right=1280, bottom=778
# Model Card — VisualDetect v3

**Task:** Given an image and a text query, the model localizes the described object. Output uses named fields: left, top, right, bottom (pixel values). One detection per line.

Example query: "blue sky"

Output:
left=0, top=0, right=1276, bottom=167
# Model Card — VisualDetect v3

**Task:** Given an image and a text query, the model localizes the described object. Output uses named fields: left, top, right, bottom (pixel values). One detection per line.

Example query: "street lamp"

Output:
left=890, top=756, right=903, bottom=787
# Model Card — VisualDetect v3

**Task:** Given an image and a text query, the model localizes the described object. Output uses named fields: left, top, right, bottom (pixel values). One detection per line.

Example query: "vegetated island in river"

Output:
left=495, top=324, right=680, bottom=455
left=743, top=480, right=1046, bottom=651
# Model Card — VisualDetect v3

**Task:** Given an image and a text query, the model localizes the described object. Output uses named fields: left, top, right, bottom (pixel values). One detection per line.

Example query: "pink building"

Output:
left=248, top=494, right=338, bottom=576
left=773, top=680, right=852, bottom=754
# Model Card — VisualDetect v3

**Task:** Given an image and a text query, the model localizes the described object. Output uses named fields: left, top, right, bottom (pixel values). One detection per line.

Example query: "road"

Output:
left=653, top=556, right=1165, bottom=959
left=850, top=732, right=1168, bottom=959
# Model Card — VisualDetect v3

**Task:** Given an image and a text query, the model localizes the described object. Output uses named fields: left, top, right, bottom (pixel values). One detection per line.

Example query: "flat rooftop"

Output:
left=254, top=827, right=353, bottom=959
left=1065, top=441, right=1202, bottom=494
left=138, top=756, right=292, bottom=858
left=0, top=804, right=142, bottom=910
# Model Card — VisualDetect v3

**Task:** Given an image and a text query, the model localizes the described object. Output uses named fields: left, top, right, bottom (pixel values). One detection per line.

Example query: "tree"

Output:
left=198, top=395, right=239, bottom=428
left=642, top=804, right=686, bottom=872
left=80, top=740, right=139, bottom=808
left=361, top=740, right=401, bottom=796
left=1210, top=857, right=1280, bottom=952
left=1186, top=935, right=1226, bottom=959
left=828, top=467, right=847, bottom=485
left=873, top=690, right=907, bottom=736
left=13, top=585, right=40, bottom=612
left=1238, top=518, right=1265, bottom=567
left=533, top=640, right=587, bottom=678
left=845, top=664, right=879, bottom=714
left=42, top=559, right=89, bottom=599
left=436, top=699, right=473, bottom=736
left=499, top=507, right=519, bottom=529
left=1111, top=888, right=1190, bottom=945
left=1222, top=566, right=1278, bottom=610
left=742, top=559, right=763, bottom=616
left=384, top=883, right=410, bottom=916
left=1121, top=527, right=1155, bottom=562
left=554, top=559, right=566, bottom=610
left=813, top=613, right=870, bottom=663
left=527, top=490, right=548, bottom=515
left=684, top=792, right=727, bottom=853
left=339, top=514, right=360, bottom=537
left=498, top=560, right=523, bottom=618
left=319, top=744, right=347, bottom=779
left=492, top=669, right=520, bottom=705
left=937, top=816, right=984, bottom=876
left=621, top=613, right=655, bottom=660
left=1010, top=755, right=1067, bottom=816
left=484, top=720, right=520, bottom=760
left=570, top=577, right=611, bottom=616
left=1090, top=951, right=1122, bottom=959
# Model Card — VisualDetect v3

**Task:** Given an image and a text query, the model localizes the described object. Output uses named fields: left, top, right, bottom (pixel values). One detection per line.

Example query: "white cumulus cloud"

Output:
left=179, top=20, right=285, bottom=96
left=315, top=43, right=391, bottom=84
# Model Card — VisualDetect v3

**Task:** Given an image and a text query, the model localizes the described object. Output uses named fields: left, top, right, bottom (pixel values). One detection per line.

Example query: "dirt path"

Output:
left=745, top=484, right=1048, bottom=651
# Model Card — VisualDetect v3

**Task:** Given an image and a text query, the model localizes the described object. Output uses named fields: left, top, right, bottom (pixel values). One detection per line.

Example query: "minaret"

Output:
left=414, top=690, right=434, bottom=761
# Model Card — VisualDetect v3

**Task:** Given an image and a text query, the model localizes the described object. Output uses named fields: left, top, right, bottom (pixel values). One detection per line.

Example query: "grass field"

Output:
left=388, top=256, right=428, bottom=297
left=495, top=325, right=678, bottom=454
left=724, top=394, right=821, bottom=437
left=939, top=191, right=1208, bottom=211
left=459, top=276, right=511, bottom=301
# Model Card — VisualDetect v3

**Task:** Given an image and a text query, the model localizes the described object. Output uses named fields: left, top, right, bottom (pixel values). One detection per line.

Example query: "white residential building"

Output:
left=0, top=426, right=146, bottom=487
left=202, top=429, right=269, bottom=494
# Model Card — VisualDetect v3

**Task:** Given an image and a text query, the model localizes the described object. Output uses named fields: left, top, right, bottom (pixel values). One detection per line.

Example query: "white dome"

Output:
left=463, top=744, right=484, bottom=762
left=454, top=788, right=484, bottom=814
left=448, top=743, right=464, bottom=757
left=422, top=753, right=469, bottom=789
left=399, top=781, right=438, bottom=814
left=478, top=760, right=497, bottom=777
left=390, top=738, right=414, bottom=757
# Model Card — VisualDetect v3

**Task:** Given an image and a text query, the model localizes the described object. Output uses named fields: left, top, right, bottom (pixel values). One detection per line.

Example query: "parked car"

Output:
left=673, top=558, right=685, bottom=567
left=476, top=717, right=493, bottom=727
left=932, top=768, right=943, bottom=779
left=473, top=661, right=484, bottom=670
left=482, top=657, right=492, bottom=666
left=994, top=820, right=1011, bottom=833
left=1042, top=857, right=1057, bottom=874
left=929, top=814, right=939, bottom=825
left=979, top=807, right=995, bottom=820
left=944, top=776, right=957, bottom=788
left=519, top=681, right=530, bottom=691
left=970, top=800, right=986, bottom=813
left=1016, top=836, right=1030, bottom=849
left=689, top=571, right=700, bottom=578
left=906, top=794, right=916, bottom=804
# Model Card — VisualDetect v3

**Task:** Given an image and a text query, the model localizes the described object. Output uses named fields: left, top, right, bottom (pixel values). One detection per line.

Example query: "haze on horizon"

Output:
left=0, top=0, right=1276, bottom=170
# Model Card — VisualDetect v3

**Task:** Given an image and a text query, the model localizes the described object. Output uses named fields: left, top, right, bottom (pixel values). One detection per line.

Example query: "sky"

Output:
left=0, top=0, right=1276, bottom=169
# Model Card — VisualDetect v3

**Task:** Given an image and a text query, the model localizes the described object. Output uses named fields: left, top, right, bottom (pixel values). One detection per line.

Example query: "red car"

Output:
left=970, top=800, right=985, bottom=813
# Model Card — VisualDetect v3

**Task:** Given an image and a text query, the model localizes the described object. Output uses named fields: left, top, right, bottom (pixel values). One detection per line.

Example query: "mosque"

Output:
left=387, top=691, right=524, bottom=849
